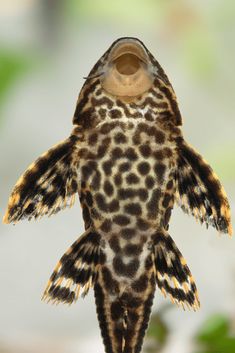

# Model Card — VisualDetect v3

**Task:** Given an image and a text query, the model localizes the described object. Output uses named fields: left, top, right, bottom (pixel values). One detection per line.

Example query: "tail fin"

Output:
left=42, top=228, right=102, bottom=304
left=3, top=131, right=80, bottom=224
left=176, top=141, right=232, bottom=235
left=153, top=231, right=200, bottom=311
left=94, top=255, right=156, bottom=353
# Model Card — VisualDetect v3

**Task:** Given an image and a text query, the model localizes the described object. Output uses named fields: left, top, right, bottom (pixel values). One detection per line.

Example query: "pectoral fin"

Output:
left=175, top=141, right=232, bottom=235
left=3, top=134, right=80, bottom=224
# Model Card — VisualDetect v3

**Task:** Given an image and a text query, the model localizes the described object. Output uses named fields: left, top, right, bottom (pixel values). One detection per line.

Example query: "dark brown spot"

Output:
left=137, top=218, right=150, bottom=231
left=88, top=133, right=98, bottom=145
left=95, top=193, right=107, bottom=212
left=112, top=147, right=123, bottom=160
left=164, top=147, right=173, bottom=158
left=81, top=165, right=93, bottom=179
left=162, top=193, right=172, bottom=208
left=114, top=173, right=123, bottom=186
left=158, top=102, right=168, bottom=109
left=126, top=173, right=140, bottom=184
left=118, top=188, right=135, bottom=200
left=164, top=207, right=172, bottom=228
left=110, top=301, right=123, bottom=320
left=139, top=145, right=151, bottom=158
left=97, top=144, right=108, bottom=159
left=144, top=111, right=154, bottom=121
left=145, top=176, right=155, bottom=189
left=101, top=267, right=119, bottom=294
left=91, top=171, right=101, bottom=190
left=124, top=243, right=142, bottom=256
left=114, top=132, right=127, bottom=144
left=124, top=203, right=142, bottom=216
left=145, top=254, right=153, bottom=270
left=153, top=150, right=164, bottom=160
left=85, top=191, right=93, bottom=207
left=113, top=215, right=130, bottom=226
left=102, top=160, right=113, bottom=176
left=132, top=274, right=148, bottom=292
left=113, top=256, right=139, bottom=277
left=154, top=129, right=165, bottom=144
left=99, top=108, right=107, bottom=118
left=137, top=162, right=150, bottom=175
left=109, top=236, right=121, bottom=252
left=100, top=122, right=115, bottom=134
left=137, top=188, right=148, bottom=201
left=82, top=205, right=91, bottom=227
left=100, top=219, right=112, bottom=233
left=147, top=188, right=161, bottom=218
left=154, top=163, right=166, bottom=184
left=102, top=137, right=111, bottom=147
left=120, top=227, right=136, bottom=239
left=109, top=109, right=122, bottom=119
left=92, top=96, right=114, bottom=109
left=124, top=147, right=138, bottom=161
left=96, top=88, right=102, bottom=96
left=119, top=162, right=131, bottom=173
left=71, top=179, right=78, bottom=192
left=103, top=180, right=114, bottom=196
left=109, top=199, right=119, bottom=212
left=166, top=180, right=174, bottom=190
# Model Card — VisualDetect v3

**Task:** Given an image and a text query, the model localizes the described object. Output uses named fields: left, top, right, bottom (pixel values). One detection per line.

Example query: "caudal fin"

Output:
left=153, top=231, right=200, bottom=311
left=42, top=228, right=102, bottom=304
left=3, top=130, right=80, bottom=224
left=94, top=254, right=156, bottom=353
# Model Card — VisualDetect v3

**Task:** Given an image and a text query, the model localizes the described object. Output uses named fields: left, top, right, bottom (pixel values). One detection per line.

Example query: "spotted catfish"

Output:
left=3, top=37, right=232, bottom=353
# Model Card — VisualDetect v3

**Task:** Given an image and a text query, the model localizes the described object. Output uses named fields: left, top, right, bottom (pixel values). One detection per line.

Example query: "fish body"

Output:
left=3, top=38, right=232, bottom=353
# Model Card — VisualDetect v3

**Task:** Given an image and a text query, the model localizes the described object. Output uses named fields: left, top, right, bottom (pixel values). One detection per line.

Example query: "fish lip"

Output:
left=108, top=39, right=148, bottom=64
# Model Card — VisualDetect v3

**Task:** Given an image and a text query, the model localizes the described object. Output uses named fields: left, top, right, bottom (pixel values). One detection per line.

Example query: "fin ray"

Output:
left=153, top=231, right=200, bottom=311
left=42, top=228, right=102, bottom=304
left=3, top=134, right=80, bottom=224
left=176, top=141, right=232, bottom=235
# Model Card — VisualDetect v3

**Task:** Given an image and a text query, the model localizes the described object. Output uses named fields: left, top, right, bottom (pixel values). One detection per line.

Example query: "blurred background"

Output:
left=0, top=0, right=235, bottom=352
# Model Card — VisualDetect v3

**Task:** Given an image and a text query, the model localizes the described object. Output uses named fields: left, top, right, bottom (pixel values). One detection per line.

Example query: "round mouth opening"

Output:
left=114, top=53, right=141, bottom=75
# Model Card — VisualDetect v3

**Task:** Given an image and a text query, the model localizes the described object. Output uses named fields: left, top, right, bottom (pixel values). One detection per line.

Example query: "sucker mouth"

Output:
left=101, top=39, right=154, bottom=99
left=114, top=53, right=141, bottom=76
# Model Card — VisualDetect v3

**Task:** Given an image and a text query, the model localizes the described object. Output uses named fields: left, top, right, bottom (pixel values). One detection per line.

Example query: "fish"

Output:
left=3, top=37, right=232, bottom=353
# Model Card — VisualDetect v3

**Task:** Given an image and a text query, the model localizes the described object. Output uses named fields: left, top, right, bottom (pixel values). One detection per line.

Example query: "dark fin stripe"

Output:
left=3, top=134, right=80, bottom=224
left=95, top=261, right=156, bottom=353
left=42, top=229, right=102, bottom=304
left=176, top=141, right=232, bottom=235
left=94, top=282, right=115, bottom=353
left=123, top=274, right=155, bottom=353
left=153, top=231, right=200, bottom=311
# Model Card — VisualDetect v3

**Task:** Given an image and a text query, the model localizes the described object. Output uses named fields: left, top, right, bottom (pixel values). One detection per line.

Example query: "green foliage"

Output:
left=181, top=28, right=217, bottom=79
left=0, top=50, right=33, bottom=118
left=194, top=314, right=235, bottom=353
left=145, top=306, right=171, bottom=353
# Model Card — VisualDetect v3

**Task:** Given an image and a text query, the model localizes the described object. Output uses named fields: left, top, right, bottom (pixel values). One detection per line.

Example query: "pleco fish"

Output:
left=3, top=37, right=233, bottom=353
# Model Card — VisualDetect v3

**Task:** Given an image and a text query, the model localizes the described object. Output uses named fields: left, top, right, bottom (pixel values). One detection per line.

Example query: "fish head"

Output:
left=95, top=37, right=171, bottom=97
left=73, top=37, right=182, bottom=127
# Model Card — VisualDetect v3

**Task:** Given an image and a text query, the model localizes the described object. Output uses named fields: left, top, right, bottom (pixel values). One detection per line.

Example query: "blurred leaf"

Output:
left=181, top=27, right=217, bottom=79
left=194, top=314, right=235, bottom=353
left=145, top=305, right=171, bottom=352
left=0, top=50, right=33, bottom=117
left=196, top=314, right=229, bottom=343
left=206, top=144, right=235, bottom=181
left=67, top=0, right=166, bottom=26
